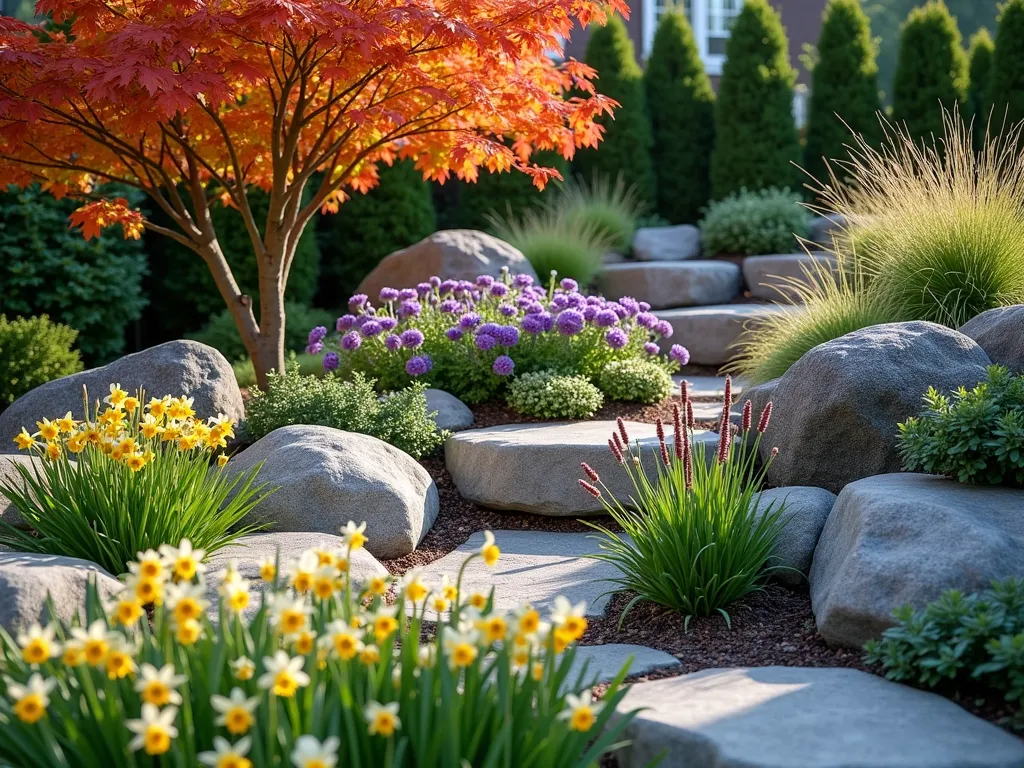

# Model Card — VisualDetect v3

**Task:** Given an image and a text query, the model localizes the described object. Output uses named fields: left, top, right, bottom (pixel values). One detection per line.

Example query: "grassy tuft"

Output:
left=551, top=175, right=646, bottom=254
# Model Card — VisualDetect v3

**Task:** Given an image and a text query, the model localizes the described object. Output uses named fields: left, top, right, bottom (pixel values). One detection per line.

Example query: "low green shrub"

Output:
left=898, top=366, right=1024, bottom=486
left=507, top=371, right=604, bottom=420
left=865, top=579, right=1024, bottom=710
left=245, top=369, right=445, bottom=459
left=189, top=303, right=335, bottom=363
left=0, top=386, right=267, bottom=575
left=231, top=352, right=324, bottom=389
left=583, top=383, right=789, bottom=626
left=0, top=314, right=83, bottom=409
left=552, top=176, right=645, bottom=254
left=597, top=359, right=673, bottom=404
left=699, top=188, right=810, bottom=256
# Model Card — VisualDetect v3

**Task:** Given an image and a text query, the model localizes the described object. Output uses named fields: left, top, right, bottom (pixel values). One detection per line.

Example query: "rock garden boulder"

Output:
left=225, top=425, right=439, bottom=559
left=0, top=454, right=76, bottom=526
left=754, top=486, right=836, bottom=587
left=424, top=389, right=473, bottom=432
left=655, top=305, right=796, bottom=366
left=959, top=304, right=1024, bottom=373
left=0, top=552, right=122, bottom=632
left=632, top=224, right=701, bottom=261
left=600, top=262, right=741, bottom=309
left=758, top=322, right=990, bottom=492
left=613, top=666, right=1024, bottom=768
left=809, top=473, right=1024, bottom=648
left=0, top=340, right=243, bottom=446
left=357, top=230, right=537, bottom=300
left=445, top=422, right=717, bottom=516
left=808, top=213, right=846, bottom=246
left=741, top=252, right=836, bottom=302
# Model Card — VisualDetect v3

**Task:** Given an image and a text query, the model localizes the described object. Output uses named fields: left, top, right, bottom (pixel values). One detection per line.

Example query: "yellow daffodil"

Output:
left=480, top=613, right=508, bottom=644
left=105, top=636, right=137, bottom=680
left=111, top=596, right=145, bottom=627
left=60, top=640, right=86, bottom=667
left=104, top=383, right=129, bottom=410
left=400, top=569, right=429, bottom=604
left=358, top=644, right=381, bottom=665
left=559, top=691, right=603, bottom=732
left=146, top=396, right=169, bottom=418
left=126, top=703, right=178, bottom=755
left=365, top=574, right=389, bottom=597
left=270, top=594, right=312, bottom=636
left=16, top=624, right=56, bottom=666
left=258, top=557, right=276, bottom=583
left=167, top=396, right=195, bottom=420
left=134, top=663, right=186, bottom=706
left=35, top=417, right=59, bottom=441
left=159, top=539, right=206, bottom=582
left=340, top=520, right=367, bottom=551
left=198, top=735, right=253, bottom=768
left=288, top=551, right=318, bottom=593
left=176, top=619, right=202, bottom=645
left=364, top=701, right=401, bottom=737
left=44, top=441, right=62, bottom=461
left=6, top=673, right=56, bottom=724
left=211, top=688, right=259, bottom=735
left=123, top=396, right=140, bottom=413
left=257, top=651, right=310, bottom=698
left=55, top=411, right=76, bottom=433
left=217, top=453, right=229, bottom=468
left=480, top=530, right=500, bottom=566
left=324, top=620, right=363, bottom=661
left=229, top=656, right=256, bottom=682
left=288, top=630, right=317, bottom=656
left=139, top=414, right=161, bottom=439
left=516, top=604, right=541, bottom=635
left=312, top=565, right=340, bottom=601
left=291, top=735, right=340, bottom=768
left=442, top=626, right=479, bottom=668
left=370, top=606, right=399, bottom=644
left=13, top=428, right=36, bottom=450
left=124, top=572, right=164, bottom=606
left=167, top=582, right=208, bottom=625
left=551, top=596, right=588, bottom=641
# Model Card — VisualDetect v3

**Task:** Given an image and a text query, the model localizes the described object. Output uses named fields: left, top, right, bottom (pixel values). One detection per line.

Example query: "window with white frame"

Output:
left=706, top=0, right=742, bottom=56
left=643, top=0, right=740, bottom=75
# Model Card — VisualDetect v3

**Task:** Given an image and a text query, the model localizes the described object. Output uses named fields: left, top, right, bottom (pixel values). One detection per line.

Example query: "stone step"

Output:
left=742, top=252, right=836, bottom=303
left=613, top=666, right=1024, bottom=768
left=569, top=644, right=681, bottom=688
left=600, top=261, right=741, bottom=310
left=445, top=421, right=718, bottom=517
left=632, top=224, right=701, bottom=261
left=655, top=304, right=798, bottom=367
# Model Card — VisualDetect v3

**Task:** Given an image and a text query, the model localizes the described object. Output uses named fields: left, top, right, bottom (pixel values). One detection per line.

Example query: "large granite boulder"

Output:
left=225, top=425, right=438, bottom=559
left=0, top=454, right=78, bottom=526
left=959, top=304, right=1024, bottom=373
left=357, top=230, right=537, bottom=301
left=0, top=552, right=122, bottom=632
left=757, top=322, right=990, bottom=492
left=809, top=473, right=1024, bottom=648
left=613, top=667, right=1024, bottom=768
left=632, top=225, right=701, bottom=261
left=0, top=340, right=243, bottom=448
left=754, top=486, right=836, bottom=587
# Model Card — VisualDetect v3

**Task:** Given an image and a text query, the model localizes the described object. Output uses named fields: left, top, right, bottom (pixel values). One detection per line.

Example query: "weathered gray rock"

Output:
left=810, top=473, right=1024, bottom=648
left=655, top=304, right=797, bottom=366
left=357, top=230, right=537, bottom=301
left=741, top=252, right=836, bottom=302
left=569, top=644, right=681, bottom=688
left=225, top=425, right=439, bottom=559
left=0, top=454, right=77, bottom=526
left=614, top=666, right=1024, bottom=768
left=632, top=225, right=701, bottom=261
left=754, top=486, right=836, bottom=587
left=424, top=389, right=473, bottom=432
left=0, top=341, right=242, bottom=448
left=0, top=552, right=122, bottom=632
left=600, top=261, right=741, bottom=309
left=759, top=322, right=991, bottom=492
left=416, top=531, right=623, bottom=617
left=809, top=213, right=846, bottom=246
left=445, top=422, right=717, bottom=516
left=960, top=304, right=1024, bottom=373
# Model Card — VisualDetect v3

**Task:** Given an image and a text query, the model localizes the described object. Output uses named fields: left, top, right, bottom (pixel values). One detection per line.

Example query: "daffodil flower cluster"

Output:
left=0, top=525, right=638, bottom=768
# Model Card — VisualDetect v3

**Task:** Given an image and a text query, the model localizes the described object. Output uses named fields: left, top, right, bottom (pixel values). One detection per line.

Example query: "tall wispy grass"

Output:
left=553, top=175, right=646, bottom=254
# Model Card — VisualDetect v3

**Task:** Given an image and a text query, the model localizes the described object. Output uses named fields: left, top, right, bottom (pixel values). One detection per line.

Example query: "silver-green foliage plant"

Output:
left=581, top=380, right=789, bottom=627
left=699, top=187, right=810, bottom=256
left=506, top=371, right=604, bottom=419
left=865, top=579, right=1024, bottom=712
left=597, top=359, right=673, bottom=404
left=898, top=365, right=1024, bottom=487
left=245, top=368, right=446, bottom=459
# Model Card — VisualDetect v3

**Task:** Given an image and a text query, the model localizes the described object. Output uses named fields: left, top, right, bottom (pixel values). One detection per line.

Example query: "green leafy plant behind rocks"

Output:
left=190, top=302, right=336, bottom=363
left=506, top=371, right=604, bottom=420
left=865, top=579, right=1024, bottom=714
left=988, top=0, right=1024, bottom=148
left=245, top=368, right=446, bottom=459
left=699, top=187, right=810, bottom=256
left=898, top=365, right=1024, bottom=486
left=0, top=314, right=83, bottom=410
left=583, top=382, right=789, bottom=627
left=596, top=359, right=673, bottom=404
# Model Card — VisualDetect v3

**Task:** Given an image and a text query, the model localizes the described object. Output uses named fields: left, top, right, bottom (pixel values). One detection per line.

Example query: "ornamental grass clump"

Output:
left=580, top=380, right=789, bottom=626
left=317, top=270, right=682, bottom=404
left=0, top=385, right=268, bottom=575
left=0, top=526, right=638, bottom=768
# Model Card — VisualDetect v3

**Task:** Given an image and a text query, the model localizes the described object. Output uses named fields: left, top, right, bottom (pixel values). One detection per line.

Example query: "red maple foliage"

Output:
left=0, top=0, right=625, bottom=384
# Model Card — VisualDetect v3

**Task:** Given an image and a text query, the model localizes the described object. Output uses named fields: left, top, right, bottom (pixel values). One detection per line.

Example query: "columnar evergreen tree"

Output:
left=644, top=9, right=715, bottom=224
left=892, top=0, right=967, bottom=143
left=803, top=0, right=882, bottom=186
left=988, top=0, right=1024, bottom=143
left=573, top=14, right=657, bottom=204
left=710, top=0, right=800, bottom=199
left=966, top=28, right=994, bottom=149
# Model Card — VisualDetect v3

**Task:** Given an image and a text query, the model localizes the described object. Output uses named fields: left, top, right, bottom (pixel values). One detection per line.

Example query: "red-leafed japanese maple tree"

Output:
left=0, top=0, right=624, bottom=387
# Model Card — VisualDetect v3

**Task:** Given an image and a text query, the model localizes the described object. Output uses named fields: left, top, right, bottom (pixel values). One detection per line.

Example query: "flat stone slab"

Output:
left=415, top=531, right=621, bottom=617
left=741, top=252, right=836, bottom=302
left=614, top=667, right=1024, bottom=768
left=600, top=261, right=741, bottom=310
left=656, top=304, right=796, bottom=366
left=632, top=224, right=701, bottom=261
left=445, top=421, right=717, bottom=516
left=569, top=644, right=681, bottom=688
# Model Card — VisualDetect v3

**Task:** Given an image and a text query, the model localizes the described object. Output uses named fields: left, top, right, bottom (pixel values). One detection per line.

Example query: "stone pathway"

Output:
left=568, top=643, right=680, bottom=688
left=613, top=667, right=1024, bottom=768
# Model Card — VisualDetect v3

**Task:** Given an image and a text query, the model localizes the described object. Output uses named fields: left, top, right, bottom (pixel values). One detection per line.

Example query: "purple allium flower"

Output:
left=341, top=331, right=361, bottom=351
left=440, top=279, right=458, bottom=294
left=560, top=278, right=579, bottom=292
left=430, top=276, right=442, bottom=288
left=521, top=314, right=545, bottom=335
left=525, top=302, right=545, bottom=315
left=654, top=320, right=674, bottom=338
left=565, top=292, right=586, bottom=308
left=639, top=301, right=651, bottom=312
left=416, top=282, right=432, bottom=297
left=583, top=305, right=598, bottom=321
left=551, top=294, right=569, bottom=310
left=458, top=312, right=481, bottom=329
left=492, top=355, right=515, bottom=376
left=385, top=334, right=402, bottom=351
left=594, top=309, right=619, bottom=327
left=606, top=329, right=629, bottom=349
left=322, top=351, right=340, bottom=372
left=644, top=342, right=660, bottom=356
left=636, top=312, right=657, bottom=329
left=398, top=288, right=418, bottom=300
left=475, top=274, right=495, bottom=288
left=446, top=327, right=464, bottom=341
left=496, top=325, right=520, bottom=347
left=513, top=274, right=534, bottom=287
left=306, top=341, right=324, bottom=355
left=586, top=295, right=602, bottom=305
left=405, top=355, right=432, bottom=376
left=308, top=325, right=328, bottom=345
left=348, top=293, right=368, bottom=309
left=539, top=312, right=554, bottom=332
left=440, top=299, right=461, bottom=314
left=611, top=303, right=630, bottom=320
left=360, top=320, right=383, bottom=337
left=363, top=306, right=377, bottom=316
left=618, top=297, right=640, bottom=315
left=556, top=309, right=585, bottom=336
left=490, top=283, right=509, bottom=297
left=336, top=314, right=357, bottom=332
left=475, top=333, right=497, bottom=351
left=670, top=344, right=690, bottom=365
left=379, top=317, right=398, bottom=331
left=499, top=303, right=517, bottom=317
left=400, top=329, right=425, bottom=349
left=398, top=300, right=422, bottom=318
left=478, top=322, right=501, bottom=337
left=379, top=287, right=399, bottom=303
